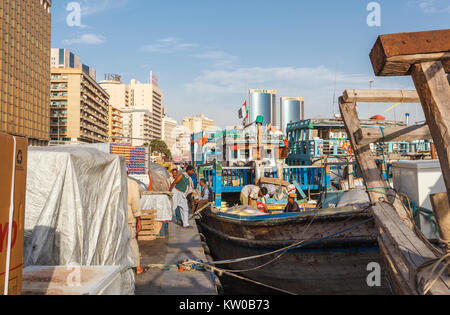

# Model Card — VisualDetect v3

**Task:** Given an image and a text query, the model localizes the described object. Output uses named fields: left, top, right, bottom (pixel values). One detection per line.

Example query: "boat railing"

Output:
left=288, top=139, right=432, bottom=163
left=198, top=162, right=360, bottom=206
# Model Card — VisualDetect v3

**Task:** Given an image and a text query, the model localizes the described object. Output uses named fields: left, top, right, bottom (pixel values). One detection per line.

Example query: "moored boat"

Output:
left=197, top=206, right=393, bottom=295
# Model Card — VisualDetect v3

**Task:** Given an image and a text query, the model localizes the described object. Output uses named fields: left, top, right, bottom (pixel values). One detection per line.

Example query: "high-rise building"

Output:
left=174, top=125, right=191, bottom=158
left=162, top=116, right=178, bottom=155
left=50, top=68, right=109, bottom=145
left=121, top=107, right=153, bottom=147
left=182, top=114, right=215, bottom=134
left=249, top=89, right=277, bottom=127
left=99, top=74, right=130, bottom=109
left=0, top=0, right=52, bottom=146
left=108, top=106, right=123, bottom=143
left=280, top=97, right=305, bottom=134
left=99, top=73, right=163, bottom=140
left=129, top=79, right=163, bottom=140
left=51, top=48, right=96, bottom=80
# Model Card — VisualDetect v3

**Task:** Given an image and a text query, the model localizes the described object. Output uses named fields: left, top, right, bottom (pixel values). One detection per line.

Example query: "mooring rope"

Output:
left=142, top=215, right=375, bottom=295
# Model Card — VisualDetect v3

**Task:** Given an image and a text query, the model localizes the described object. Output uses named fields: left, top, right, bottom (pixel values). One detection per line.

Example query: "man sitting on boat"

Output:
left=194, top=179, right=214, bottom=211
left=285, top=193, right=301, bottom=213
left=240, top=185, right=269, bottom=212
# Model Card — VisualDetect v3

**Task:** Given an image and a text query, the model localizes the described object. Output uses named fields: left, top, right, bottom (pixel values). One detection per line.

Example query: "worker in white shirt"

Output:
left=240, top=185, right=269, bottom=212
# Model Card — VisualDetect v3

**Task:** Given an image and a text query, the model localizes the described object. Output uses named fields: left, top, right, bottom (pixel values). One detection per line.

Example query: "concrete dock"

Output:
left=135, top=218, right=218, bottom=295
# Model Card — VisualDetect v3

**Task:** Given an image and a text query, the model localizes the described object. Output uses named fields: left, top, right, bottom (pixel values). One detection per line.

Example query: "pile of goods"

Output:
left=223, top=205, right=268, bottom=217
left=148, top=162, right=171, bottom=192
left=110, top=144, right=146, bottom=175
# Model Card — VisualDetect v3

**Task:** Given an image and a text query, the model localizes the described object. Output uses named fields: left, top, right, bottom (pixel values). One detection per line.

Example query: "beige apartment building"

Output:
left=162, top=115, right=178, bottom=155
left=121, top=107, right=152, bottom=147
left=99, top=74, right=130, bottom=109
left=0, top=0, right=52, bottom=145
left=182, top=114, right=215, bottom=134
left=108, top=105, right=123, bottom=143
left=99, top=74, right=163, bottom=140
left=129, top=79, right=163, bottom=140
left=50, top=68, right=109, bottom=145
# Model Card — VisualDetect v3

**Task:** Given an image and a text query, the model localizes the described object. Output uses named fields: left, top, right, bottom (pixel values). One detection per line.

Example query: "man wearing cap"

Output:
left=285, top=194, right=301, bottom=213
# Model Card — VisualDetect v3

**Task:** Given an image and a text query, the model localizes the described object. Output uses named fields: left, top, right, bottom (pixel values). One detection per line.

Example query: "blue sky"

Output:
left=51, top=0, right=450, bottom=128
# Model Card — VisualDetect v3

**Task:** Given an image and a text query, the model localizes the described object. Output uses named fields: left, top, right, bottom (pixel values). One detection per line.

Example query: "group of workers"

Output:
left=126, top=166, right=303, bottom=275
left=126, top=165, right=214, bottom=274
left=240, top=184, right=302, bottom=213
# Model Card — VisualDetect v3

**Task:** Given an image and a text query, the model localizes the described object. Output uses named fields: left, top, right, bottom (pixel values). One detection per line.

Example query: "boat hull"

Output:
left=198, top=208, right=393, bottom=295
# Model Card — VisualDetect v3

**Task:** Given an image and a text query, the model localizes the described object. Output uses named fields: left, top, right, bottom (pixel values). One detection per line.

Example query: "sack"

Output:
left=149, top=171, right=171, bottom=192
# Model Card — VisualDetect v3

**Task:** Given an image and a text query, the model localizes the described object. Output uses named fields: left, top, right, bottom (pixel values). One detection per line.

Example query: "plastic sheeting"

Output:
left=337, top=187, right=371, bottom=211
left=140, top=193, right=173, bottom=222
left=24, top=147, right=135, bottom=295
left=148, top=163, right=171, bottom=192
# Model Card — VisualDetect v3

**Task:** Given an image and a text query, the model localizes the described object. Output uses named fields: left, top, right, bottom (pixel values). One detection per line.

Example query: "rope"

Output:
left=209, top=217, right=375, bottom=266
left=368, top=186, right=443, bottom=257
left=383, top=90, right=405, bottom=114
left=189, top=202, right=213, bottom=220
left=377, top=127, right=389, bottom=181
left=142, top=262, right=296, bottom=295
left=415, top=252, right=450, bottom=295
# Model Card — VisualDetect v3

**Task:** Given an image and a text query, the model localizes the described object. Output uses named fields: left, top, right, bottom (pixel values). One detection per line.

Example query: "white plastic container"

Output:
left=392, top=160, right=446, bottom=239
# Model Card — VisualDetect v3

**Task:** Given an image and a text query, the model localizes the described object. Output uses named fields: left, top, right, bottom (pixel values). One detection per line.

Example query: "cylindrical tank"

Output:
left=249, top=89, right=277, bottom=126
left=280, top=97, right=304, bottom=134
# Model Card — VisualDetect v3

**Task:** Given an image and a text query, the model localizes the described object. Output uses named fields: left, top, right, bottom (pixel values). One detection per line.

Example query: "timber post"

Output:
left=338, top=97, right=414, bottom=229
left=367, top=29, right=450, bottom=294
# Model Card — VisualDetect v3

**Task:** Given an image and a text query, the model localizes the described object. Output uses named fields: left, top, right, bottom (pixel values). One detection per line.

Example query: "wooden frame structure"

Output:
left=338, top=28, right=450, bottom=295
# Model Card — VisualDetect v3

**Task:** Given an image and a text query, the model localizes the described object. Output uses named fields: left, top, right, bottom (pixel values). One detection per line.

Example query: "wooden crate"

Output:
left=138, top=209, right=158, bottom=241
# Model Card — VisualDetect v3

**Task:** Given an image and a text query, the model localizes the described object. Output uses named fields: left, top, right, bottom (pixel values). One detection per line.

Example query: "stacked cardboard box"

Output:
left=0, top=133, right=28, bottom=295
left=138, top=210, right=157, bottom=241
left=109, top=144, right=146, bottom=175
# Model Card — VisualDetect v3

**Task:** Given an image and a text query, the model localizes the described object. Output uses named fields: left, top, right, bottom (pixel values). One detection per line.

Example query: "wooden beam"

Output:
left=411, top=61, right=450, bottom=202
left=343, top=89, right=420, bottom=103
left=430, top=193, right=450, bottom=246
left=339, top=97, right=414, bottom=229
left=430, top=192, right=450, bottom=275
left=355, top=124, right=432, bottom=144
left=370, top=29, right=450, bottom=76
left=373, top=202, right=450, bottom=295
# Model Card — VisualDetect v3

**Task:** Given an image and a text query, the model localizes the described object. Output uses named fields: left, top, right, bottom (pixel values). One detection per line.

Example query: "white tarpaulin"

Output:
left=23, top=147, right=135, bottom=295
left=140, top=192, right=173, bottom=222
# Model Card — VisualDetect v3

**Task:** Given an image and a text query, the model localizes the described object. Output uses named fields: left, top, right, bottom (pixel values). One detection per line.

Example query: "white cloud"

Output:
left=411, top=0, right=450, bottom=13
left=192, top=50, right=238, bottom=69
left=80, top=0, right=130, bottom=16
left=62, top=33, right=107, bottom=45
left=140, top=38, right=238, bottom=69
left=140, top=38, right=198, bottom=53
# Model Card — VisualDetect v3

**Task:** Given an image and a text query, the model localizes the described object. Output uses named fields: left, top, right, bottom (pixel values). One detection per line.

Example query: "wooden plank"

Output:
left=258, top=176, right=291, bottom=187
left=411, top=61, right=450, bottom=202
left=372, top=203, right=450, bottom=295
left=370, top=29, right=450, bottom=76
left=343, top=89, right=420, bottom=103
left=430, top=193, right=450, bottom=247
left=138, top=235, right=156, bottom=241
left=138, top=231, right=156, bottom=236
left=378, top=233, right=416, bottom=295
left=355, top=124, right=431, bottom=144
left=339, top=97, right=414, bottom=229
